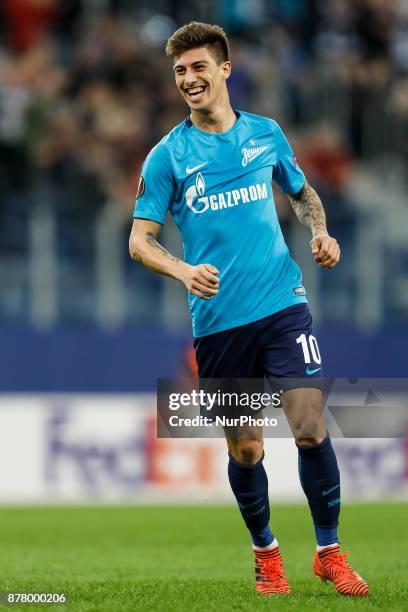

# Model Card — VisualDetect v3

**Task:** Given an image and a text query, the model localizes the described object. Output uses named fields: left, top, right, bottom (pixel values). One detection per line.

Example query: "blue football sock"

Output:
left=228, top=452, right=274, bottom=548
left=297, top=435, right=340, bottom=546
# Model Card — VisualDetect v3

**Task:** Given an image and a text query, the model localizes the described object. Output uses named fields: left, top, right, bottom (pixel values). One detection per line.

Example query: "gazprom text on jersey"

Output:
left=190, top=181, right=268, bottom=214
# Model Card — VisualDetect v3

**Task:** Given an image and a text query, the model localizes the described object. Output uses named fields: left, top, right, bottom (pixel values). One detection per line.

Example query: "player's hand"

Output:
left=180, top=263, right=220, bottom=299
left=310, top=234, right=340, bottom=269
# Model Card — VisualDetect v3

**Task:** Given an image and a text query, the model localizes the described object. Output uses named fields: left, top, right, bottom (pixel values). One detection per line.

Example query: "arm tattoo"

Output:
left=145, top=231, right=180, bottom=263
left=288, top=180, right=327, bottom=236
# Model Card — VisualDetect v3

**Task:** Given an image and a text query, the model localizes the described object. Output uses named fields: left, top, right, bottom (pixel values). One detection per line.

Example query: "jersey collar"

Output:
left=185, top=110, right=241, bottom=132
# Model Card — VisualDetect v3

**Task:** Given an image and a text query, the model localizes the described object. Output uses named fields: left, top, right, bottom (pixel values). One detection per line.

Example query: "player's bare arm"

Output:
left=129, top=219, right=219, bottom=300
left=288, top=180, right=341, bottom=269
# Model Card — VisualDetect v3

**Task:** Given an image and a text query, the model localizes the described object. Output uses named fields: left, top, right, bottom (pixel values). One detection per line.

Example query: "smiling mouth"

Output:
left=185, top=86, right=207, bottom=100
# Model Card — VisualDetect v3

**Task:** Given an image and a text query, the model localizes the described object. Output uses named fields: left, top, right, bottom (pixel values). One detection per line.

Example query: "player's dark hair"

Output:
left=165, top=22, right=229, bottom=64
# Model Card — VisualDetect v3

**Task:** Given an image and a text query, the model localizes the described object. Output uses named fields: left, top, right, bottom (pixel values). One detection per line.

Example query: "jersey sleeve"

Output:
left=133, top=142, right=175, bottom=224
left=272, top=121, right=305, bottom=195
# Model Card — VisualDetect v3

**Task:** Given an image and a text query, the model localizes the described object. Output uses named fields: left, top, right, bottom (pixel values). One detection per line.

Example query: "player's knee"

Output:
left=295, top=435, right=325, bottom=446
left=291, top=416, right=323, bottom=439
left=228, top=438, right=263, bottom=464
left=292, top=417, right=325, bottom=441
left=290, top=409, right=325, bottom=441
left=286, top=395, right=325, bottom=441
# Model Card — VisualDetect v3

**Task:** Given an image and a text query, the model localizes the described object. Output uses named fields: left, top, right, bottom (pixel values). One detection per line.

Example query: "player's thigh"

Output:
left=194, top=323, right=264, bottom=456
left=281, top=387, right=326, bottom=442
left=262, top=303, right=324, bottom=386
left=194, top=322, right=264, bottom=412
left=193, top=324, right=263, bottom=379
left=262, top=304, right=325, bottom=441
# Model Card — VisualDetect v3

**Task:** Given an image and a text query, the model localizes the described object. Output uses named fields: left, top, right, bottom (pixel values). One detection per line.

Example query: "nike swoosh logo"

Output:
left=305, top=366, right=322, bottom=375
left=186, top=162, right=208, bottom=174
left=238, top=496, right=262, bottom=510
left=321, top=484, right=340, bottom=497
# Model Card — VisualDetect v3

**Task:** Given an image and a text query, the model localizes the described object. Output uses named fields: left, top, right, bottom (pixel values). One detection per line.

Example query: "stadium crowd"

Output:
left=0, top=0, right=407, bottom=322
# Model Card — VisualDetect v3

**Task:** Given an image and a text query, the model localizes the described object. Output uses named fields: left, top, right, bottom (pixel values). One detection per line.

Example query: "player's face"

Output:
left=173, top=47, right=231, bottom=111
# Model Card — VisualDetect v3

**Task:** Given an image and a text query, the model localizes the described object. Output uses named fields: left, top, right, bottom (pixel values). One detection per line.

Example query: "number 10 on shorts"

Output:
left=296, top=333, right=321, bottom=364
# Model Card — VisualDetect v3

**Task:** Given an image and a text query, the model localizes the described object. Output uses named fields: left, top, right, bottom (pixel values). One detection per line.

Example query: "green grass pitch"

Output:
left=0, top=503, right=406, bottom=611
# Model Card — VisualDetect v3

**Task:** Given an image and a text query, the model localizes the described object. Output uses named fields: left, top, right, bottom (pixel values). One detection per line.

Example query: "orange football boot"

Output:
left=254, top=546, right=291, bottom=596
left=313, top=544, right=369, bottom=596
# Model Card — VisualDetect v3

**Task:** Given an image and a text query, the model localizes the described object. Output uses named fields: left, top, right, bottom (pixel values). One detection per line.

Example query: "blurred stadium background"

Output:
left=0, top=0, right=407, bottom=508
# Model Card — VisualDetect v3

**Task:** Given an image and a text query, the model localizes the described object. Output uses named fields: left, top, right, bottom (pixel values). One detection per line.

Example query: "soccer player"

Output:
left=129, top=22, right=368, bottom=597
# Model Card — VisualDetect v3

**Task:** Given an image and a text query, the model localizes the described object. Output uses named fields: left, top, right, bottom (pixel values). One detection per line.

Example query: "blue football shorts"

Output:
left=193, top=304, right=323, bottom=419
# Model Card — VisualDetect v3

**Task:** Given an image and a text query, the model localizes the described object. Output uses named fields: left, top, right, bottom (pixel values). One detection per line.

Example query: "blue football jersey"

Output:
left=133, top=111, right=307, bottom=337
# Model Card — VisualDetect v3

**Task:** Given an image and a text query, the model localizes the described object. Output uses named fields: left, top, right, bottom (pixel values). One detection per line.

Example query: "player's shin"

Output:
left=297, top=434, right=340, bottom=547
left=227, top=452, right=275, bottom=549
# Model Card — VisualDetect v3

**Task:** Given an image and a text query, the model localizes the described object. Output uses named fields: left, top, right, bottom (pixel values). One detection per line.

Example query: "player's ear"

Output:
left=223, top=61, right=232, bottom=80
